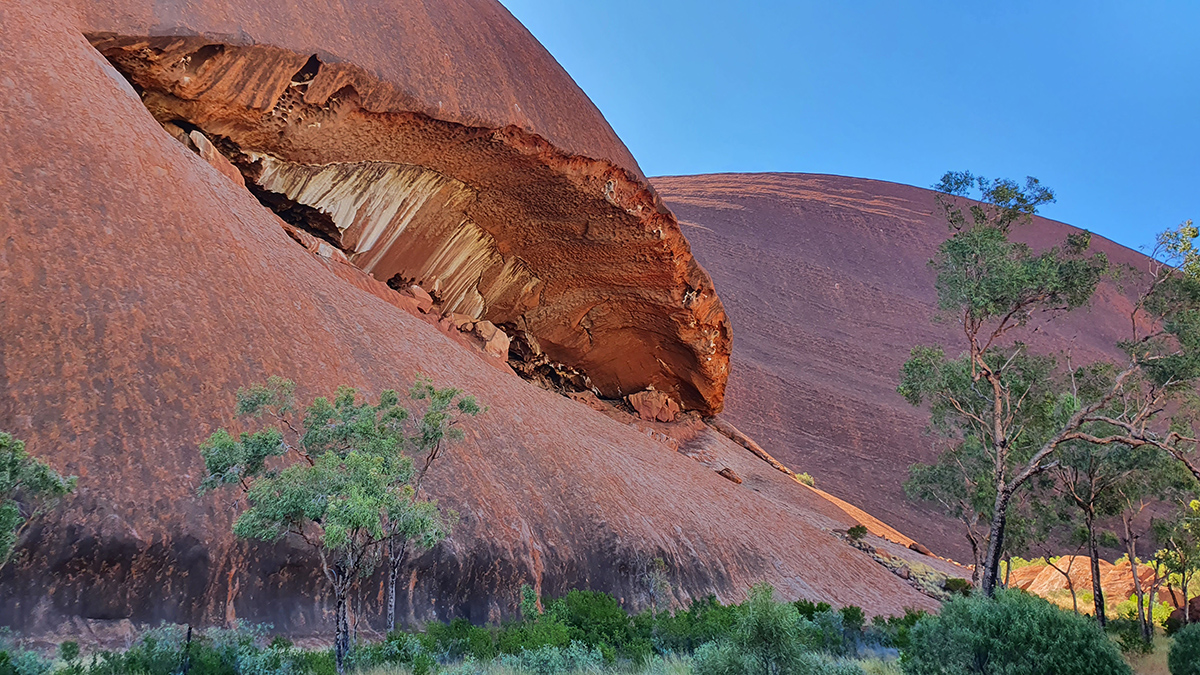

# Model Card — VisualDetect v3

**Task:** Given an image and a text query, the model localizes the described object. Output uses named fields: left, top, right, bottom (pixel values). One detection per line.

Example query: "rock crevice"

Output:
left=89, top=34, right=730, bottom=414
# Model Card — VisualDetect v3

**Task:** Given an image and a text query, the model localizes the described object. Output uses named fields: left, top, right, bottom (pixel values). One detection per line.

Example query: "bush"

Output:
left=693, top=584, right=809, bottom=675
left=797, top=473, right=816, bottom=487
left=1170, top=622, right=1200, bottom=675
left=496, top=641, right=604, bottom=675
left=942, top=578, right=971, bottom=597
left=793, top=600, right=833, bottom=622
left=0, top=630, right=51, bottom=675
left=869, top=610, right=925, bottom=651
left=645, top=595, right=740, bottom=655
left=557, top=590, right=636, bottom=659
left=797, top=610, right=846, bottom=656
left=900, top=590, right=1130, bottom=675
left=425, top=618, right=498, bottom=661
left=847, top=526, right=868, bottom=542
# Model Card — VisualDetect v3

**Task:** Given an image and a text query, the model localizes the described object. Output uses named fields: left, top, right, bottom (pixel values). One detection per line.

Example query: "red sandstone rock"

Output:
left=656, top=173, right=1157, bottom=559
left=908, top=542, right=933, bottom=557
left=717, top=467, right=743, bottom=484
left=83, top=26, right=730, bottom=414
left=189, top=130, right=245, bottom=188
left=406, top=285, right=435, bottom=313
left=0, top=1, right=939, bottom=637
left=628, top=390, right=681, bottom=423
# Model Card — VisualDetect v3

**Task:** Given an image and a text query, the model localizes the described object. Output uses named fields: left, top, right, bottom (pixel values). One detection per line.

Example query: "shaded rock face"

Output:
left=86, top=33, right=729, bottom=414
left=0, top=1, right=939, bottom=639
left=654, top=173, right=1154, bottom=561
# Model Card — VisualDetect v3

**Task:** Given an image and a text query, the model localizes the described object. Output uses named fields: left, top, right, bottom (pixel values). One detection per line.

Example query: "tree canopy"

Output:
left=0, top=430, right=75, bottom=572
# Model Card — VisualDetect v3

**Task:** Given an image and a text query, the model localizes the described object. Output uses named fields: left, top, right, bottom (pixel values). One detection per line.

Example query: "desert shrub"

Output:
left=495, top=613, right=573, bottom=656
left=900, top=590, right=1130, bottom=675
left=424, top=618, right=498, bottom=661
left=692, top=584, right=810, bottom=675
left=847, top=526, right=868, bottom=542
left=82, top=622, right=274, bottom=675
left=1113, top=594, right=1174, bottom=629
left=797, top=473, right=816, bottom=487
left=1107, top=617, right=1154, bottom=655
left=645, top=595, right=741, bottom=655
left=557, top=590, right=639, bottom=659
left=793, top=600, right=832, bottom=622
left=496, top=641, right=604, bottom=675
left=868, top=610, right=925, bottom=651
left=942, top=578, right=971, bottom=597
left=1169, top=622, right=1200, bottom=675
left=838, top=607, right=865, bottom=636
left=0, top=630, right=51, bottom=675
left=797, top=611, right=846, bottom=656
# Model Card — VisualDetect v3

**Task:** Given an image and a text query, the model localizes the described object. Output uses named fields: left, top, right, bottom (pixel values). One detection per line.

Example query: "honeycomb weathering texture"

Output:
left=90, top=34, right=731, bottom=413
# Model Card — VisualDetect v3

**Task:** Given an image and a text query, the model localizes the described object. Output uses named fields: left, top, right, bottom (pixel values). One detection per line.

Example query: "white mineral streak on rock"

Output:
left=249, top=153, right=539, bottom=319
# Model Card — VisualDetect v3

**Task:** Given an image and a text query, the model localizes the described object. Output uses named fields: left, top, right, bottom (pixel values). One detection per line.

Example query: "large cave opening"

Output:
left=89, top=33, right=731, bottom=415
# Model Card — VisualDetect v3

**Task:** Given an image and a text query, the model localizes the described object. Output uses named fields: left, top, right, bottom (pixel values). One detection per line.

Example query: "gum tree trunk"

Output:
left=1086, top=511, right=1106, bottom=627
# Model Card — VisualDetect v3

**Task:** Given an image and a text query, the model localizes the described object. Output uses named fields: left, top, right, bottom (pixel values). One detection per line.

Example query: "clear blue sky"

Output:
left=498, top=0, right=1198, bottom=254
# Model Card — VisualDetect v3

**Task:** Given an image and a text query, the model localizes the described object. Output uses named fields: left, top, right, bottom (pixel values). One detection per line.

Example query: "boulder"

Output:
left=716, top=467, right=743, bottom=484
left=908, top=542, right=933, bottom=556
left=628, top=390, right=682, bottom=423
left=406, top=285, right=435, bottom=313
left=188, top=130, right=245, bottom=188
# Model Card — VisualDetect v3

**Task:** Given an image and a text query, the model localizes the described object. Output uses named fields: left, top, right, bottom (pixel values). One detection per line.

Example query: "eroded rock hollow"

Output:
left=91, top=35, right=731, bottom=413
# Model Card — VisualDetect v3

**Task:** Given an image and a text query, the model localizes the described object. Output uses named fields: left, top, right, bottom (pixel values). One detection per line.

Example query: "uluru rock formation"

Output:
left=0, top=0, right=943, bottom=638
left=654, top=172, right=1154, bottom=561
left=80, top=0, right=731, bottom=414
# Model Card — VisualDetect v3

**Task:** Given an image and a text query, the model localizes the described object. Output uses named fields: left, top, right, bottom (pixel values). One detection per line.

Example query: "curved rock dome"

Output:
left=0, top=1, right=940, bottom=634
left=77, top=0, right=730, bottom=413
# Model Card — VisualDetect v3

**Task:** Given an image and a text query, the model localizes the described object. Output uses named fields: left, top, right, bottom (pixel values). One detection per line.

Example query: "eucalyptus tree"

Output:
left=1155, top=498, right=1200, bottom=624
left=0, top=431, right=75, bottom=573
left=197, top=377, right=476, bottom=673
left=1111, top=445, right=1192, bottom=643
left=383, top=376, right=480, bottom=633
left=902, top=172, right=1200, bottom=597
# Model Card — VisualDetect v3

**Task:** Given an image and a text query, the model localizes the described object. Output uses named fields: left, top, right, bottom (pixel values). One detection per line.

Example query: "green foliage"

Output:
left=648, top=595, right=741, bottom=655
left=838, top=607, right=865, bottom=636
left=932, top=171, right=1055, bottom=233
left=1169, top=622, right=1200, bottom=675
left=691, top=583, right=814, bottom=675
left=58, top=642, right=79, bottom=664
left=198, top=377, right=477, bottom=672
left=942, top=578, right=971, bottom=597
left=495, top=642, right=605, bottom=675
left=792, top=600, right=832, bottom=622
left=557, top=590, right=641, bottom=660
left=900, top=590, right=1130, bottom=675
left=796, top=473, right=816, bottom=487
left=846, top=526, right=867, bottom=542
left=869, top=610, right=926, bottom=651
left=0, top=431, right=75, bottom=570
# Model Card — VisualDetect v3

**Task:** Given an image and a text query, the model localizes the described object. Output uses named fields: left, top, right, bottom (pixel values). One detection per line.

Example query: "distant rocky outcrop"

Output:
left=655, top=173, right=1156, bottom=560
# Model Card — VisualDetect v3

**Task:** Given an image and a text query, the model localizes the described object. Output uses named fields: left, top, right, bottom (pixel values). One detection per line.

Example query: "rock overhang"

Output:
left=87, top=34, right=730, bottom=413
